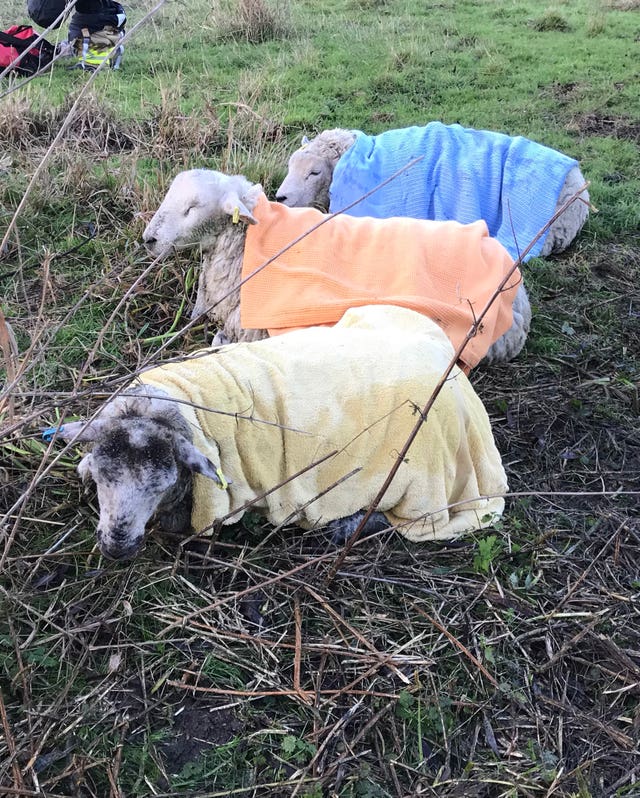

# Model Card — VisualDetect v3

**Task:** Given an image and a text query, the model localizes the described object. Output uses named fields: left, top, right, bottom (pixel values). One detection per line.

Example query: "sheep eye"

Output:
left=308, top=171, right=320, bottom=178
left=185, top=204, right=198, bottom=215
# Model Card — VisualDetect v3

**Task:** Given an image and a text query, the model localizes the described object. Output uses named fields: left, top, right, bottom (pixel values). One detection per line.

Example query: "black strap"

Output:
left=0, top=29, right=39, bottom=52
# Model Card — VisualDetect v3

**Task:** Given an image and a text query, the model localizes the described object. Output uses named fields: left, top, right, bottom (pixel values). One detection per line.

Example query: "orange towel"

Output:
left=241, top=195, right=521, bottom=370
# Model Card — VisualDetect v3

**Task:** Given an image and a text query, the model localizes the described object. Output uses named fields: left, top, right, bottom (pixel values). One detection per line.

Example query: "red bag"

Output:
left=0, top=25, right=55, bottom=76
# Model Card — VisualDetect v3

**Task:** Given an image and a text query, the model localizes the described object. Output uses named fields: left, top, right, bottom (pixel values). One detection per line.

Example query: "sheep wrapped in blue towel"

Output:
left=59, top=305, right=508, bottom=560
left=276, top=123, right=590, bottom=261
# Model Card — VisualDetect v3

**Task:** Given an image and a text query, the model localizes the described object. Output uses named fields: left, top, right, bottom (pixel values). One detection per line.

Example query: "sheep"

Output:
left=145, top=171, right=268, bottom=346
left=275, top=123, right=590, bottom=260
left=276, top=128, right=358, bottom=211
left=143, top=169, right=530, bottom=369
left=57, top=304, right=508, bottom=560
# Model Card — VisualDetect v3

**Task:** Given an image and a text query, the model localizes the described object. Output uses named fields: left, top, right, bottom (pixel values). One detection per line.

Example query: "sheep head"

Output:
left=143, top=169, right=264, bottom=258
left=60, top=389, right=225, bottom=560
left=276, top=129, right=357, bottom=210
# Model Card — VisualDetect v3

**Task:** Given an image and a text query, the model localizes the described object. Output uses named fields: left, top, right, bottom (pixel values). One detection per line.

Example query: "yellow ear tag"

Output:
left=232, top=206, right=240, bottom=224
left=215, top=466, right=229, bottom=490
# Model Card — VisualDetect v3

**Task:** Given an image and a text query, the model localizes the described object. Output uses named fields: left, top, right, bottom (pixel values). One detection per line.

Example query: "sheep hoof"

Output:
left=328, top=510, right=389, bottom=545
left=211, top=330, right=231, bottom=347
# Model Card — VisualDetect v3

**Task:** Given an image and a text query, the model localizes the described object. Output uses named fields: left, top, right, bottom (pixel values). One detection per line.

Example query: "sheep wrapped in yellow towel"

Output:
left=60, top=305, right=508, bottom=560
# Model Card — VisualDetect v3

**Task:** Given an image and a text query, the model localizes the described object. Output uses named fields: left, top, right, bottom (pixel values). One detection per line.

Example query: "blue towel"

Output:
left=329, top=123, right=578, bottom=261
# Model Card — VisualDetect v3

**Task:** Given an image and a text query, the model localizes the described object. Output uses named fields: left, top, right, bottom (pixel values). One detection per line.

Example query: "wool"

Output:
left=329, top=123, right=579, bottom=260
left=138, top=305, right=508, bottom=542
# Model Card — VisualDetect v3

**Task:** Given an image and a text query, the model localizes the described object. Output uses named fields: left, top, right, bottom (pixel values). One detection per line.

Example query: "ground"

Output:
left=1, top=0, right=640, bottom=794
left=3, top=223, right=638, bottom=796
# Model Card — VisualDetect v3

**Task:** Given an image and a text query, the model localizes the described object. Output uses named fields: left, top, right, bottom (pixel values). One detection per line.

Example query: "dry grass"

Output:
left=1, top=50, right=640, bottom=798
left=603, top=0, right=640, bottom=9
left=530, top=9, right=572, bottom=32
left=2, top=157, right=640, bottom=795
left=211, top=0, right=293, bottom=44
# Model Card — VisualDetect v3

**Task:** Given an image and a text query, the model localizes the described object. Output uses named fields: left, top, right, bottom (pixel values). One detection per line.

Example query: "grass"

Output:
left=1, top=0, right=640, bottom=796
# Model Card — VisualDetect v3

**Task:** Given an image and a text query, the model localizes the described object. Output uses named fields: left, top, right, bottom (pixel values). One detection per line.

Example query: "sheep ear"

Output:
left=174, top=435, right=231, bottom=487
left=300, top=135, right=310, bottom=146
left=56, top=419, right=106, bottom=443
left=221, top=190, right=259, bottom=226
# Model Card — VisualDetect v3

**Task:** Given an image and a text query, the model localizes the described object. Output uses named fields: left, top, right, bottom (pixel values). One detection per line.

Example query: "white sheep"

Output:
left=275, top=123, right=590, bottom=260
left=58, top=304, right=508, bottom=560
left=143, top=169, right=531, bottom=368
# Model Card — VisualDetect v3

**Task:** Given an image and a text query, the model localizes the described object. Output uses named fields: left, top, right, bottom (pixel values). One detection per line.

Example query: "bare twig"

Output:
left=0, top=0, right=169, bottom=256
left=0, top=308, right=18, bottom=420
left=0, top=687, right=25, bottom=791
left=410, top=601, right=499, bottom=689
left=0, top=0, right=76, bottom=83
left=324, top=183, right=591, bottom=584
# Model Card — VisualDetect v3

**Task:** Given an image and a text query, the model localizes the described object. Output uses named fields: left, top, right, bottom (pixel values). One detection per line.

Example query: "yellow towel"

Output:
left=139, top=305, right=508, bottom=541
left=241, top=195, right=521, bottom=370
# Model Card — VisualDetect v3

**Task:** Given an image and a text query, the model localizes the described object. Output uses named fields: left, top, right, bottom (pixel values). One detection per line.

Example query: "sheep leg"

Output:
left=190, top=268, right=209, bottom=321
left=483, top=281, right=531, bottom=364
left=328, top=510, right=390, bottom=545
left=541, top=166, right=590, bottom=256
left=211, top=330, right=231, bottom=347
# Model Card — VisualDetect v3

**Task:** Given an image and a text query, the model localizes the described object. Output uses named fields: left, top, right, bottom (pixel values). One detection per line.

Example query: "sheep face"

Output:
left=77, top=419, right=187, bottom=559
left=66, top=414, right=224, bottom=560
left=143, top=169, right=261, bottom=258
left=275, top=147, right=334, bottom=210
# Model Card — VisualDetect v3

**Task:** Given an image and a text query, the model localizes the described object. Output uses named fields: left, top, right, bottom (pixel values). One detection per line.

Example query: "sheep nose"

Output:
left=101, top=543, right=132, bottom=561
left=144, top=234, right=156, bottom=245
left=275, top=194, right=286, bottom=203
left=99, top=534, right=142, bottom=561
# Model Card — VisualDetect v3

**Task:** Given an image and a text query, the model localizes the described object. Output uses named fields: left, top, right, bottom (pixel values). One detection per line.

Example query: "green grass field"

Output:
left=1, top=1, right=640, bottom=796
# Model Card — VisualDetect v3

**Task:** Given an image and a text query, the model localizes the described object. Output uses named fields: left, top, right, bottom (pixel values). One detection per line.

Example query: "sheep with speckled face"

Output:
left=58, top=387, right=211, bottom=560
left=57, top=305, right=509, bottom=561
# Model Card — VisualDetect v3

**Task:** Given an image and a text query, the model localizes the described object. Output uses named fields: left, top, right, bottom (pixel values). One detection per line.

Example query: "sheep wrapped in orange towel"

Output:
left=59, top=305, right=508, bottom=560
left=241, top=194, right=523, bottom=369
left=143, top=169, right=530, bottom=369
